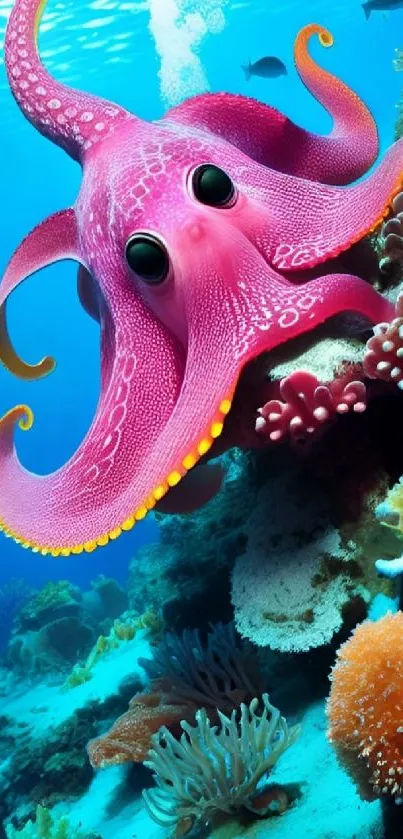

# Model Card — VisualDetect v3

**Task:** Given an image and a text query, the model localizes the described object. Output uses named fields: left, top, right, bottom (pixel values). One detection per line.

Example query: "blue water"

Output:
left=0, top=0, right=402, bottom=594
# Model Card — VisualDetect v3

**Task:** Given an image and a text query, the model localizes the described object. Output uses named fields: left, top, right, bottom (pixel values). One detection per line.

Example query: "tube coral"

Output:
left=327, top=612, right=403, bottom=800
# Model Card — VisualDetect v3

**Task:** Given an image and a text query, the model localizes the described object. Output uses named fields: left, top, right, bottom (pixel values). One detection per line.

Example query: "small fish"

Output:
left=362, top=0, right=403, bottom=18
left=241, top=56, right=287, bottom=81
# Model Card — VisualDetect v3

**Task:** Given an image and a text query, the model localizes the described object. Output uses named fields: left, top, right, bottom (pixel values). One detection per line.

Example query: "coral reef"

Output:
left=0, top=579, right=32, bottom=651
left=87, top=691, right=196, bottom=766
left=89, top=576, right=128, bottom=622
left=327, top=611, right=403, bottom=800
left=5, top=578, right=132, bottom=680
left=5, top=804, right=101, bottom=838
left=376, top=474, right=403, bottom=532
left=143, top=694, right=299, bottom=834
left=364, top=310, right=403, bottom=392
left=62, top=609, right=162, bottom=691
left=87, top=622, right=262, bottom=767
left=138, top=622, right=262, bottom=707
left=372, top=193, right=403, bottom=277
left=0, top=632, right=149, bottom=824
left=16, top=582, right=82, bottom=631
left=128, top=451, right=249, bottom=631
left=128, top=377, right=403, bottom=652
left=8, top=617, right=94, bottom=677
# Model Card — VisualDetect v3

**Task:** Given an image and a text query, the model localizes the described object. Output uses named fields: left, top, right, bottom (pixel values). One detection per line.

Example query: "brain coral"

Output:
left=327, top=611, right=403, bottom=800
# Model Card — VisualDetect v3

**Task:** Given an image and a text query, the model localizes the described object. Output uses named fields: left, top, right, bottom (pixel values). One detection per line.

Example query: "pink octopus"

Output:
left=0, top=2, right=402, bottom=556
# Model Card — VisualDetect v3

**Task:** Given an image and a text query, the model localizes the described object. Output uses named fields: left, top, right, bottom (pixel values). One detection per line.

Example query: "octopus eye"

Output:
left=125, top=234, right=169, bottom=284
left=192, top=164, right=236, bottom=208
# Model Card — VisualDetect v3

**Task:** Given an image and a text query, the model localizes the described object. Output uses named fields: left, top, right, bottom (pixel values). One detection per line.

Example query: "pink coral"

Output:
left=256, top=371, right=367, bottom=442
left=363, top=298, right=403, bottom=390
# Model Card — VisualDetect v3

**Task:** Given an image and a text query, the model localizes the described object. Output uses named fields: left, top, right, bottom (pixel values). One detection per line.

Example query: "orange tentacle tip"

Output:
left=0, top=404, right=34, bottom=431
left=319, top=29, right=334, bottom=48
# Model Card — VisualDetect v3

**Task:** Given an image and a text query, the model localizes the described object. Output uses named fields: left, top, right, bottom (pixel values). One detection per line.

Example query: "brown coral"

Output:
left=87, top=689, right=196, bottom=766
left=327, top=611, right=403, bottom=799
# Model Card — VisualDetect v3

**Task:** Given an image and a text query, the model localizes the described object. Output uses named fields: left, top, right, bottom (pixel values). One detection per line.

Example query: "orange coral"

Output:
left=327, top=611, right=403, bottom=799
left=87, top=690, right=196, bottom=766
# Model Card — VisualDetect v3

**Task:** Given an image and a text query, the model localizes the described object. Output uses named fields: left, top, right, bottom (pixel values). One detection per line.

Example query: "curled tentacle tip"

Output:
left=16, top=355, right=56, bottom=381
left=37, top=355, right=56, bottom=377
left=19, top=405, right=34, bottom=431
left=319, top=29, right=334, bottom=48
left=0, top=404, right=34, bottom=432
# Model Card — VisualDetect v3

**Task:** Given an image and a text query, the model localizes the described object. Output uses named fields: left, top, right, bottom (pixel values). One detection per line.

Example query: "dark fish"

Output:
left=362, top=0, right=403, bottom=18
left=241, top=56, right=287, bottom=81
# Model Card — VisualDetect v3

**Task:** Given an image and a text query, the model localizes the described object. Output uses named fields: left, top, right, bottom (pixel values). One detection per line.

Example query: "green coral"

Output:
left=6, top=805, right=101, bottom=839
left=18, top=581, right=81, bottom=630
left=61, top=633, right=116, bottom=692
left=61, top=609, right=162, bottom=691
left=27, top=581, right=77, bottom=612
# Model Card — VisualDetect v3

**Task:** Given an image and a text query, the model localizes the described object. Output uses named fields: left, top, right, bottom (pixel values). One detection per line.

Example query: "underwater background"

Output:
left=3, top=0, right=403, bottom=837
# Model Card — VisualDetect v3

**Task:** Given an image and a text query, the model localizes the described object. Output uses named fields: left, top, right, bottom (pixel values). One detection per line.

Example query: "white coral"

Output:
left=231, top=465, right=368, bottom=652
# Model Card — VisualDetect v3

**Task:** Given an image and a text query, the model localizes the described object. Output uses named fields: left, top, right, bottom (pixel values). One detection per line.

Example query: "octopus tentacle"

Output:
left=163, top=24, right=378, bottom=185
left=5, top=0, right=132, bottom=161
left=293, top=24, right=378, bottom=183
left=240, top=136, right=403, bottom=271
left=0, top=291, right=186, bottom=556
left=0, top=208, right=81, bottom=380
left=0, top=223, right=392, bottom=554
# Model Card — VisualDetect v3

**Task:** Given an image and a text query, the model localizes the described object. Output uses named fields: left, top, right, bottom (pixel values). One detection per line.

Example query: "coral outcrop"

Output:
left=5, top=578, right=130, bottom=679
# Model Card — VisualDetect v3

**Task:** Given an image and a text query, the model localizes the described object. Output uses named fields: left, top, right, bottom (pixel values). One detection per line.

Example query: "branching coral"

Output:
left=143, top=694, right=299, bottom=835
left=363, top=314, right=403, bottom=391
left=327, top=612, right=403, bottom=800
left=256, top=371, right=367, bottom=442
